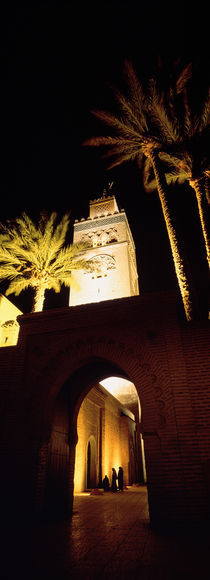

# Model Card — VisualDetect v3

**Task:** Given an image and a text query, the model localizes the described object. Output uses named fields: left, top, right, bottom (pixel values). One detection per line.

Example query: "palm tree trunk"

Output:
left=149, top=151, right=196, bottom=321
left=32, top=285, right=46, bottom=312
left=189, top=177, right=210, bottom=267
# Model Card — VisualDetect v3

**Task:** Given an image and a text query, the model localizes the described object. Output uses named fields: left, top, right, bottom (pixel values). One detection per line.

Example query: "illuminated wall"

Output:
left=74, top=387, right=105, bottom=492
left=74, top=384, right=137, bottom=493
left=0, top=294, right=22, bottom=347
left=69, top=194, right=139, bottom=306
left=102, top=390, right=136, bottom=485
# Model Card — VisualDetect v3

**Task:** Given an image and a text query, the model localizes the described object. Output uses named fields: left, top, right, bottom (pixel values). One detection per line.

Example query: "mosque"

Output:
left=0, top=193, right=209, bottom=528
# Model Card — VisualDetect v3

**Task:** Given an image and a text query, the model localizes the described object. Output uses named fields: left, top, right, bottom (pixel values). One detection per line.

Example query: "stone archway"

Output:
left=33, top=344, right=171, bottom=523
left=2, top=294, right=207, bottom=527
left=41, top=357, right=133, bottom=517
left=20, top=303, right=193, bottom=526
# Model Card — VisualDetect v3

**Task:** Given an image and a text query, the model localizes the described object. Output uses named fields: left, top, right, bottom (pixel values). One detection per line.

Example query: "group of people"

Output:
left=102, top=467, right=124, bottom=492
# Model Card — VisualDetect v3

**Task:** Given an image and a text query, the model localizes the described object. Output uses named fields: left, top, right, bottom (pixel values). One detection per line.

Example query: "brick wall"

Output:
left=180, top=322, right=210, bottom=503
left=0, top=292, right=209, bottom=526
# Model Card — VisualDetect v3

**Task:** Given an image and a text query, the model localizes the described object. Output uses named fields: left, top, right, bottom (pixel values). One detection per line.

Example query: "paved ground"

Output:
left=11, top=486, right=210, bottom=579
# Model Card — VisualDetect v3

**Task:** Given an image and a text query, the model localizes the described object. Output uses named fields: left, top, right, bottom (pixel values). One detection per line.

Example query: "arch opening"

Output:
left=74, top=375, right=147, bottom=494
left=43, top=358, right=148, bottom=519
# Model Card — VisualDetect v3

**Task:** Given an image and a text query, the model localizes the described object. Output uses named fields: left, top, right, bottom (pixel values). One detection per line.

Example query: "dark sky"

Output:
left=1, top=2, right=209, bottom=313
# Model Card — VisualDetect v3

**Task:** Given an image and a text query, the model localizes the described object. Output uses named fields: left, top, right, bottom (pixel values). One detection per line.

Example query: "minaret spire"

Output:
left=69, top=189, right=139, bottom=307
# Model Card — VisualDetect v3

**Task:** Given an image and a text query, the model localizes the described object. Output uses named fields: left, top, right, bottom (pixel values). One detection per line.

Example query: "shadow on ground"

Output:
left=11, top=487, right=210, bottom=580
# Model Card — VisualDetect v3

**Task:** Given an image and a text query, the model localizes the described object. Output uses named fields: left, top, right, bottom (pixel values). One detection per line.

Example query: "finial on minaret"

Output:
left=102, top=180, right=114, bottom=198
left=88, top=181, right=118, bottom=218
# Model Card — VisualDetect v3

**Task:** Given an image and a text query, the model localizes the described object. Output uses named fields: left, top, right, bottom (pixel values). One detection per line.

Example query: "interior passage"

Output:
left=14, top=487, right=210, bottom=580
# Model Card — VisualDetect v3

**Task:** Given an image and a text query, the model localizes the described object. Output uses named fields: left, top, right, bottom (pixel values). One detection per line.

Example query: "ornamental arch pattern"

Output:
left=25, top=331, right=169, bottom=443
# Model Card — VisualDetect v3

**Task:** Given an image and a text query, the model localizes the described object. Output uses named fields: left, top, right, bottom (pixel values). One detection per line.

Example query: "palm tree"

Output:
left=84, top=60, right=197, bottom=321
left=0, top=211, right=92, bottom=312
left=144, top=69, right=210, bottom=267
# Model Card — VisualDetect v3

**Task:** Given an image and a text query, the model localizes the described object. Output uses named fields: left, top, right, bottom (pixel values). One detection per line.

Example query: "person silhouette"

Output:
left=118, top=466, right=124, bottom=491
left=111, top=468, right=117, bottom=492
left=102, top=475, right=110, bottom=491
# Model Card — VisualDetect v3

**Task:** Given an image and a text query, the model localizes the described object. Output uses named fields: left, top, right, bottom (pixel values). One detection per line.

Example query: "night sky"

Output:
left=1, top=2, right=209, bottom=313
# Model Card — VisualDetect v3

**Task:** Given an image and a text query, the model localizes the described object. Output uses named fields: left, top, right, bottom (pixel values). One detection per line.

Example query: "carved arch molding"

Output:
left=26, top=332, right=167, bottom=440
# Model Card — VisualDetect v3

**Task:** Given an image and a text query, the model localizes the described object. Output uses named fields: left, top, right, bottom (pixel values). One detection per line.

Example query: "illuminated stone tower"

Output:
left=69, top=191, right=139, bottom=306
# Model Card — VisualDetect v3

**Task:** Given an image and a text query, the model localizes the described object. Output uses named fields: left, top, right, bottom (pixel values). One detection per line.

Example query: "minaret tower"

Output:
left=69, top=188, right=139, bottom=306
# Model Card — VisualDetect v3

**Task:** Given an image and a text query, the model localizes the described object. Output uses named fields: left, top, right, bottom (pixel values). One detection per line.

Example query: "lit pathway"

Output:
left=14, top=487, right=210, bottom=579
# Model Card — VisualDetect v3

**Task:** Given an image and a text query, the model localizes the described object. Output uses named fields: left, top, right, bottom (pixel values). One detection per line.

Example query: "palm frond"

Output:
left=40, top=212, right=57, bottom=258
left=84, top=135, right=127, bottom=147
left=38, top=212, right=61, bottom=265
left=5, top=277, right=31, bottom=297
left=102, top=140, right=141, bottom=159
left=113, top=86, right=148, bottom=134
left=123, top=60, right=148, bottom=130
left=51, top=213, right=70, bottom=249
left=83, top=135, right=143, bottom=150
left=150, top=87, right=179, bottom=144
left=47, top=279, right=61, bottom=293
left=198, top=88, right=210, bottom=133
left=0, top=247, right=23, bottom=265
left=91, top=110, right=142, bottom=141
left=16, top=213, right=39, bottom=245
left=106, top=150, right=141, bottom=169
left=0, top=265, right=23, bottom=281
left=66, top=242, right=89, bottom=258
left=175, top=63, right=192, bottom=94
left=39, top=211, right=57, bottom=234
left=159, top=151, right=184, bottom=166
left=143, top=155, right=188, bottom=192
left=63, top=274, right=80, bottom=291
left=165, top=172, right=188, bottom=186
